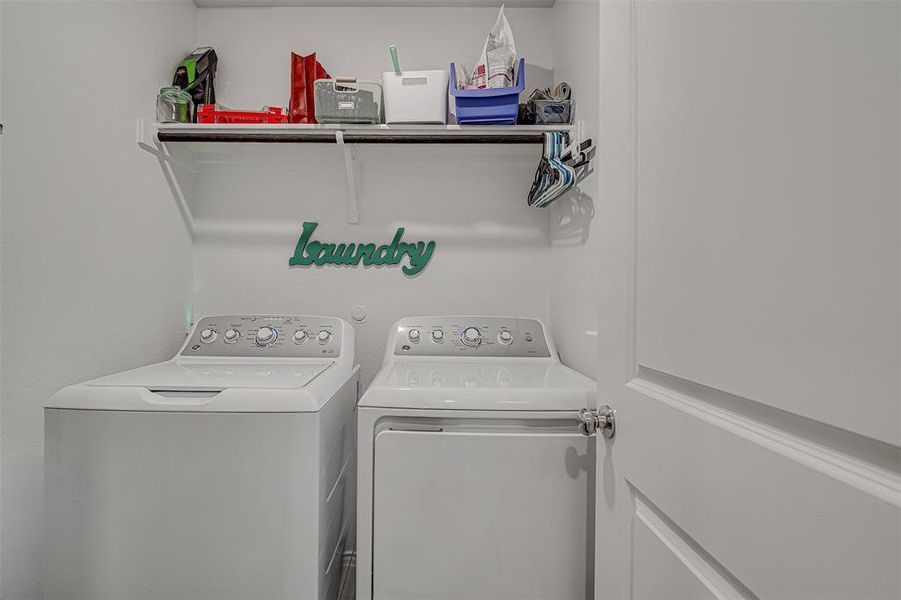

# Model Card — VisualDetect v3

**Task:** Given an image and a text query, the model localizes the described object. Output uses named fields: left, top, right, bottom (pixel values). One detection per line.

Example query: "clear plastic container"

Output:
left=156, top=86, right=193, bottom=123
left=313, top=79, right=383, bottom=124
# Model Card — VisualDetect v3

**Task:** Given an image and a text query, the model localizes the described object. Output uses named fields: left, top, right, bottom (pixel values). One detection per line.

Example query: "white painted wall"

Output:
left=189, top=145, right=553, bottom=386
left=190, top=7, right=557, bottom=385
left=0, top=2, right=197, bottom=597
left=548, top=0, right=599, bottom=378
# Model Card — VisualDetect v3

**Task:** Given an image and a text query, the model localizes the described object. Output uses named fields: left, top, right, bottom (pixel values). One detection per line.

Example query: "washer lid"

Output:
left=360, top=362, right=596, bottom=411
left=87, top=360, right=334, bottom=391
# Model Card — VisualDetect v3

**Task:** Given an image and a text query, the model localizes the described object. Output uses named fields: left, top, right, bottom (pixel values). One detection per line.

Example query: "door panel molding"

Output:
left=619, top=388, right=900, bottom=598
left=632, top=487, right=756, bottom=600
left=630, top=369, right=901, bottom=506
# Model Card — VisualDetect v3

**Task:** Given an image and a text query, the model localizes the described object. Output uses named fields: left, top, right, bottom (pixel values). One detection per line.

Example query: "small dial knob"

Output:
left=431, top=329, right=445, bottom=343
left=498, top=330, right=513, bottom=345
left=408, top=328, right=421, bottom=343
left=255, top=326, right=277, bottom=346
left=200, top=328, right=217, bottom=343
left=293, top=330, right=309, bottom=344
left=223, top=329, right=240, bottom=344
left=461, top=327, right=482, bottom=347
left=317, top=330, right=332, bottom=344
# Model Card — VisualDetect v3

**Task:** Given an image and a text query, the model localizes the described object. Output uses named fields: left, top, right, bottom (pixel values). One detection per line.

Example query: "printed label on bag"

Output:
left=338, top=101, right=355, bottom=110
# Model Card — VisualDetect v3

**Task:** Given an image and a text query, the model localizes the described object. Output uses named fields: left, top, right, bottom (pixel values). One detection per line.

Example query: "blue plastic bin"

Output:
left=449, top=58, right=525, bottom=125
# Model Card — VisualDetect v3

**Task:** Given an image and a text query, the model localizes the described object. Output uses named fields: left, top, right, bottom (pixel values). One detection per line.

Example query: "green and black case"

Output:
left=172, top=47, right=218, bottom=122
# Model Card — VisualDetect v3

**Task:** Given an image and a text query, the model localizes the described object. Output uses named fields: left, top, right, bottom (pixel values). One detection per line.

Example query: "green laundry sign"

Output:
left=289, top=222, right=436, bottom=276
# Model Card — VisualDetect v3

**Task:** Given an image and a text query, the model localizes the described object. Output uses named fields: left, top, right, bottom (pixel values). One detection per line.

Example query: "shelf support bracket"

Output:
left=562, top=119, right=586, bottom=160
left=136, top=118, right=197, bottom=174
left=335, top=130, right=359, bottom=224
left=136, top=119, right=196, bottom=237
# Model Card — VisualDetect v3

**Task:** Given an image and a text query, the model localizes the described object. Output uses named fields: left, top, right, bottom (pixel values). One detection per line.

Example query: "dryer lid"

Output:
left=360, top=362, right=596, bottom=411
left=87, top=360, right=334, bottom=391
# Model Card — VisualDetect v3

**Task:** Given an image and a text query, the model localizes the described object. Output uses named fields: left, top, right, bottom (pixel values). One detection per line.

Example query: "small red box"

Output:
left=197, top=104, right=288, bottom=124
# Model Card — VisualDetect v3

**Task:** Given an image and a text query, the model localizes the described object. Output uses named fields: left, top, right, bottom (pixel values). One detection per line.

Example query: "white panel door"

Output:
left=594, top=1, right=900, bottom=599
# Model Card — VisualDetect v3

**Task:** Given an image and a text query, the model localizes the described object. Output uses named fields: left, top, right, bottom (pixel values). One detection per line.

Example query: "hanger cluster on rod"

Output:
left=528, top=122, right=594, bottom=208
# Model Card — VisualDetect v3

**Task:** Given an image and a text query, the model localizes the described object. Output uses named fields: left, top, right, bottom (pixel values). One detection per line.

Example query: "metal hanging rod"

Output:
left=156, top=131, right=548, bottom=144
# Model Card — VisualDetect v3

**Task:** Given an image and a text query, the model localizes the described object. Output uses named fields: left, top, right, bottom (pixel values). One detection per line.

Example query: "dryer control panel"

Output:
left=392, top=317, right=551, bottom=358
left=180, top=315, right=342, bottom=358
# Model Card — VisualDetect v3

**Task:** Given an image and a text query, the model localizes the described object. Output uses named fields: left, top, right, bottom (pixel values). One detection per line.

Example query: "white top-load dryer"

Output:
left=45, top=315, right=359, bottom=600
left=357, top=316, right=597, bottom=600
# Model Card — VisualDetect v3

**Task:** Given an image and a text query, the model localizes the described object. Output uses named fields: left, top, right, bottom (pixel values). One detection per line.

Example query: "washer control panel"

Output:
left=181, top=315, right=342, bottom=358
left=393, top=317, right=551, bottom=358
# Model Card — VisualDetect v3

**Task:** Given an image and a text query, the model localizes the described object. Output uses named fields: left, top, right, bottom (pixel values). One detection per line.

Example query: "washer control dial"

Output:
left=255, top=326, right=277, bottom=346
left=317, top=330, right=332, bottom=344
left=408, top=328, right=421, bottom=343
left=293, top=330, right=309, bottom=344
left=200, top=328, right=217, bottom=343
left=498, top=330, right=513, bottom=345
left=223, top=329, right=240, bottom=344
left=431, top=329, right=445, bottom=343
left=461, top=327, right=482, bottom=347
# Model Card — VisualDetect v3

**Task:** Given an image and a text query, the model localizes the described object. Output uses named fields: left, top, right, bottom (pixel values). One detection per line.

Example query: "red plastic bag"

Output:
left=290, top=52, right=330, bottom=124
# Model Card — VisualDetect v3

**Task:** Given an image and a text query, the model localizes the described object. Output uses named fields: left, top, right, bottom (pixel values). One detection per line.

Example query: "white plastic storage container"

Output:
left=382, top=70, right=449, bottom=124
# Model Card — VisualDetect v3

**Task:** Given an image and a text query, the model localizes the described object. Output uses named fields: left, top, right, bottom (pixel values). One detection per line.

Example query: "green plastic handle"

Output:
left=389, top=44, right=401, bottom=75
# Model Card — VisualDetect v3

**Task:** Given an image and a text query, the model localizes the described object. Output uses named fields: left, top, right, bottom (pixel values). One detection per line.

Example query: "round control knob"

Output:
left=498, top=330, right=513, bottom=345
left=317, top=330, right=332, bottom=344
left=408, top=328, right=421, bottom=343
left=431, top=329, right=445, bottom=343
left=461, top=327, right=482, bottom=347
left=223, top=329, right=239, bottom=344
left=293, top=330, right=309, bottom=344
left=255, top=326, right=277, bottom=346
left=200, top=328, right=217, bottom=343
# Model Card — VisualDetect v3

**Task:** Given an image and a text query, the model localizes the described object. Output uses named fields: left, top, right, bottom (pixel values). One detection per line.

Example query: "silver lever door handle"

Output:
left=577, top=405, right=615, bottom=438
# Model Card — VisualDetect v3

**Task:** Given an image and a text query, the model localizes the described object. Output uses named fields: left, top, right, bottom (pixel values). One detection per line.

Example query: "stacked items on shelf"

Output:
left=157, top=47, right=218, bottom=123
left=155, top=7, right=561, bottom=127
left=147, top=10, right=591, bottom=210
left=519, top=82, right=573, bottom=125
left=449, top=5, right=522, bottom=125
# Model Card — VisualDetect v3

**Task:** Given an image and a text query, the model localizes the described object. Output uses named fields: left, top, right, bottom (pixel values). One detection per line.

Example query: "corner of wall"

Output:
left=547, top=0, right=601, bottom=379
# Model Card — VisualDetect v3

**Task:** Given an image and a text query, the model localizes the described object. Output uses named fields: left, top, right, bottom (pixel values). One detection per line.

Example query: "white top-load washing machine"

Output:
left=45, top=315, right=359, bottom=600
left=357, top=316, right=597, bottom=600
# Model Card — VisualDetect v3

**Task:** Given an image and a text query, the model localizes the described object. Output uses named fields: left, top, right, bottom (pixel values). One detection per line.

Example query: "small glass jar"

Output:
left=156, top=86, right=193, bottom=123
